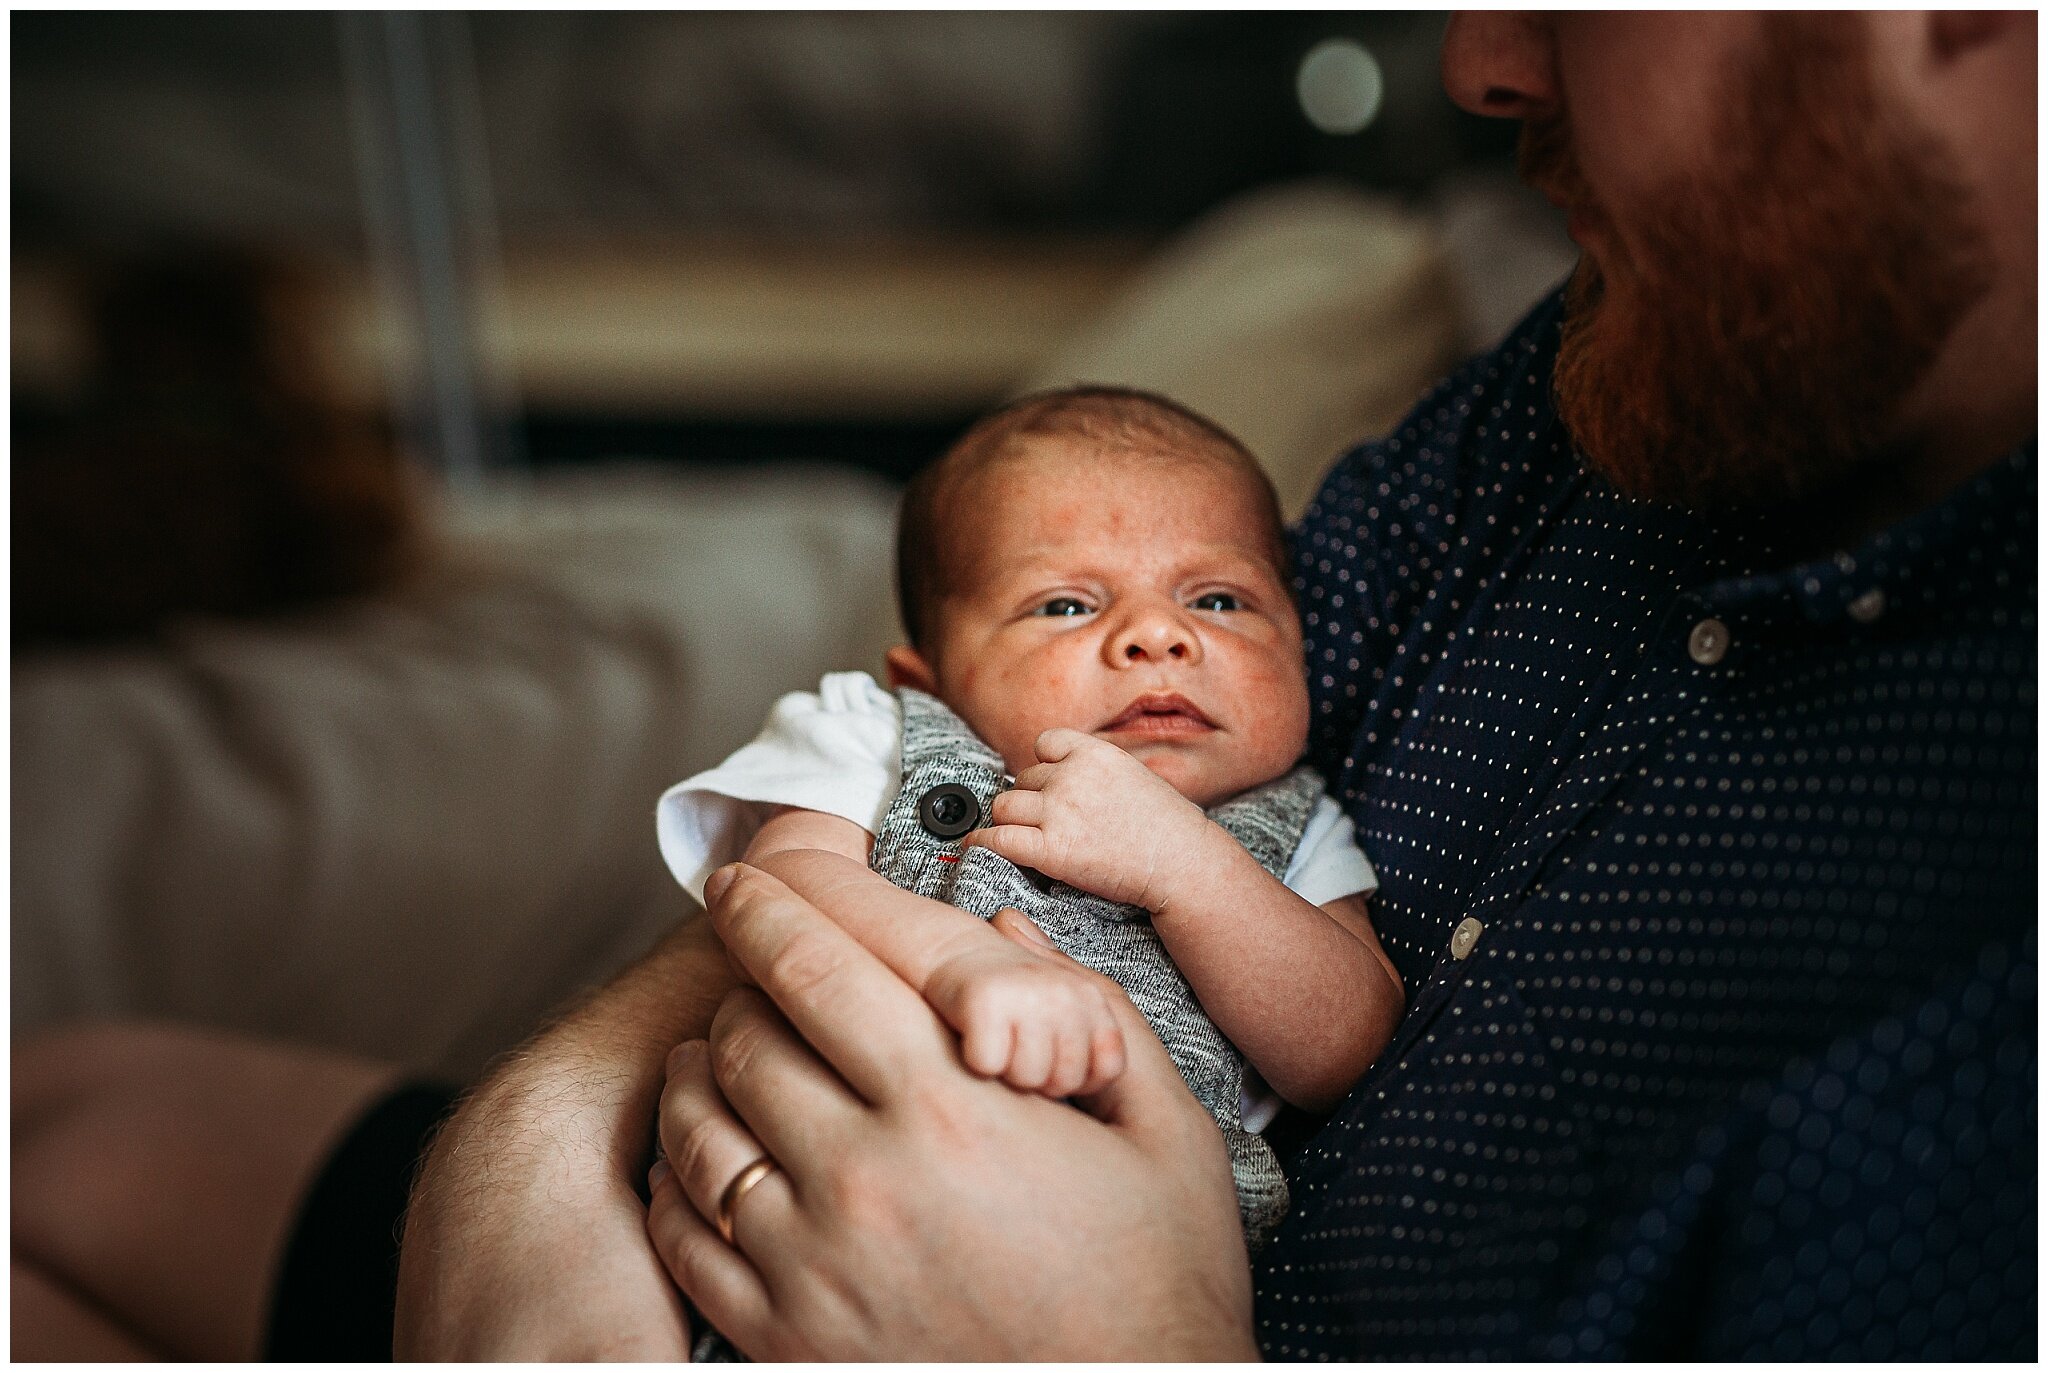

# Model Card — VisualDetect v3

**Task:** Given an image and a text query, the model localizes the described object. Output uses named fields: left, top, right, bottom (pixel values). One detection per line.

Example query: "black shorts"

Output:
left=263, top=1081, right=460, bottom=1361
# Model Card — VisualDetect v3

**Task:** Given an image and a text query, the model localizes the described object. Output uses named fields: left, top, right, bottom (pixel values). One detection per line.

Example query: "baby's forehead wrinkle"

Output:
left=975, top=539, right=1282, bottom=591
left=939, top=442, right=1288, bottom=593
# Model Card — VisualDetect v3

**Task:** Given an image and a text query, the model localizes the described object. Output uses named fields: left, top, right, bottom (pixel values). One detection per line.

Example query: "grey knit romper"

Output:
left=877, top=688, right=1322, bottom=1244
left=690, top=688, right=1323, bottom=1361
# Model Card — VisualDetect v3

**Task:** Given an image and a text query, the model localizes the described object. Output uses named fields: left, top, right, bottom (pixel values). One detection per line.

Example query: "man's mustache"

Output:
left=1517, top=110, right=1597, bottom=227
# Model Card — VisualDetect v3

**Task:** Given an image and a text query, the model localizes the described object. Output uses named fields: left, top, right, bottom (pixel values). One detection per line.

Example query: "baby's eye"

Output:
left=1034, top=597, right=1093, bottom=618
left=1189, top=592, right=1241, bottom=612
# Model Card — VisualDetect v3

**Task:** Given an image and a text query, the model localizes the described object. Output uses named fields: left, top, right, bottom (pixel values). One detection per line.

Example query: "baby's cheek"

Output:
left=945, top=665, right=1031, bottom=770
left=978, top=705, right=1063, bottom=777
left=1238, top=646, right=1311, bottom=735
left=1019, top=664, right=1092, bottom=735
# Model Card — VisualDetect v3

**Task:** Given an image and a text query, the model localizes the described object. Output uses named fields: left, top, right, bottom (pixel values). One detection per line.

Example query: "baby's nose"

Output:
left=1111, top=611, right=1198, bottom=664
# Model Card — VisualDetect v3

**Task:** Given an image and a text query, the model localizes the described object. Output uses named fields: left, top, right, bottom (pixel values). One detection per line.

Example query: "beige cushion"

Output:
left=1021, top=180, right=1465, bottom=518
left=11, top=465, right=900, bottom=1079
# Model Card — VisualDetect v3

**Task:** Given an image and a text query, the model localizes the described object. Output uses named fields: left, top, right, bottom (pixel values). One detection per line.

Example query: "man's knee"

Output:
left=13, top=1020, right=191, bottom=1140
left=9, top=1020, right=375, bottom=1254
left=11, top=1052, right=170, bottom=1270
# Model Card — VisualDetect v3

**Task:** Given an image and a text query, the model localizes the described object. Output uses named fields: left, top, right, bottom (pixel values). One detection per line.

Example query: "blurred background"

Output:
left=13, top=11, right=1574, bottom=1077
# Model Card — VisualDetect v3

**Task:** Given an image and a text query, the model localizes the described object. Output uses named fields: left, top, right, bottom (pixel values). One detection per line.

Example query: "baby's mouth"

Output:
left=1099, top=692, right=1218, bottom=737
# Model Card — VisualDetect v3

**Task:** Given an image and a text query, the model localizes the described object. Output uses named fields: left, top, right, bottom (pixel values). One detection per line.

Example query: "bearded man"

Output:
left=13, top=12, right=2034, bottom=1360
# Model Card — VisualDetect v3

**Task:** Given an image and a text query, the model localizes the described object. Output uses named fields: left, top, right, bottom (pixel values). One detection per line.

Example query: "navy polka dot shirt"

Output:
left=1259, top=291, right=2036, bottom=1359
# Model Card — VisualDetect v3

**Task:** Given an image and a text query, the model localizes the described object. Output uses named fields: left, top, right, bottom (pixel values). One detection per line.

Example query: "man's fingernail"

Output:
left=649, top=1158, right=672, bottom=1191
left=1007, top=912, right=1054, bottom=947
left=704, top=863, right=745, bottom=905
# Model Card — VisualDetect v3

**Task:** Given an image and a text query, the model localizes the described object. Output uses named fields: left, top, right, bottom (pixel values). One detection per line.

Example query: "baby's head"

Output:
left=885, top=385, right=1308, bottom=809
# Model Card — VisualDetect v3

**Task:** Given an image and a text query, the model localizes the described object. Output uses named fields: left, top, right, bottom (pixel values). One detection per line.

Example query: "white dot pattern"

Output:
left=1256, top=293, right=2037, bottom=1359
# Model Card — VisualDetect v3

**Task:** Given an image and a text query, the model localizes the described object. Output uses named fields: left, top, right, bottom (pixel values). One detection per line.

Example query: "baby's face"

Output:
left=889, top=441, right=1309, bottom=810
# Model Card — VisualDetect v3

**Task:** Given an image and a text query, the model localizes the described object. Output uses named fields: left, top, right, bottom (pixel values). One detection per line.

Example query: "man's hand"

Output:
left=964, top=727, right=1224, bottom=913
left=923, top=909, right=1127, bottom=1097
left=643, top=857, right=1258, bottom=1361
left=393, top=915, right=736, bottom=1360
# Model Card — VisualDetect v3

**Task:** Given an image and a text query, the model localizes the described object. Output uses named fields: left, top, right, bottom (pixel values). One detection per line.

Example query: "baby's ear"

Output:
left=884, top=644, right=939, bottom=693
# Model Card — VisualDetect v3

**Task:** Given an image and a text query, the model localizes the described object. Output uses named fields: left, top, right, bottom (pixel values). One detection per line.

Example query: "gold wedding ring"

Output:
left=716, top=1157, right=777, bottom=1245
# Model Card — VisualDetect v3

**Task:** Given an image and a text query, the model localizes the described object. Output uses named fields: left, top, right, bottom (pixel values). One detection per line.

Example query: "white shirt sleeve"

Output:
left=1279, top=795, right=1378, bottom=906
left=655, top=671, right=901, bottom=905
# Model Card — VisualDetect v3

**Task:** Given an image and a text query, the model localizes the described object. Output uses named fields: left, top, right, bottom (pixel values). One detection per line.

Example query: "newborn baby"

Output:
left=659, top=385, right=1405, bottom=1274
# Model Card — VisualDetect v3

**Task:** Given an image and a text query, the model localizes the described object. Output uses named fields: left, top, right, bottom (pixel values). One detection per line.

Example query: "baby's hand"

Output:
left=926, top=911, right=1127, bottom=1097
left=965, top=728, right=1217, bottom=913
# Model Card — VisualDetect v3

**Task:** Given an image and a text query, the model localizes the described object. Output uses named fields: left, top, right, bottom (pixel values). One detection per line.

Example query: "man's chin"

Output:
left=1547, top=17, right=1991, bottom=519
left=1565, top=251, right=1605, bottom=311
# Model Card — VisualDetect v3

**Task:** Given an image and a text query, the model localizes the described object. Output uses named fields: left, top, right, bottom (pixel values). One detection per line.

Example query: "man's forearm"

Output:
left=441, top=912, right=734, bottom=1180
left=394, top=911, right=737, bottom=1358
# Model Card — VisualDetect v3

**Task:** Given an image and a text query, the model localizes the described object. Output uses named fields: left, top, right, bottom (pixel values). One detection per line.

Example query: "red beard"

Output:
left=1524, top=16, right=1994, bottom=511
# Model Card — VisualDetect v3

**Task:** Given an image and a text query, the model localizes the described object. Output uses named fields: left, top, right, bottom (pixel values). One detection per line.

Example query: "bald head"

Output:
left=895, top=386, right=1289, bottom=650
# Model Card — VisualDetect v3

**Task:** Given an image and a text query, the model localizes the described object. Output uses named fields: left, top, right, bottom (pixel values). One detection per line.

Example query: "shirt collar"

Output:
left=1692, top=440, right=2037, bottom=633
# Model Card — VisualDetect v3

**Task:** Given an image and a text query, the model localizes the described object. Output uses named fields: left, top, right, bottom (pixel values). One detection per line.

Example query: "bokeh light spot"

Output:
left=1296, top=38, right=1385, bottom=136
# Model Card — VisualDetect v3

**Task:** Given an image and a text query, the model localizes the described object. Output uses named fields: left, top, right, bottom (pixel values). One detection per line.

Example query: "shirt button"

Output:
left=1687, top=617, right=1730, bottom=665
left=1450, top=917, right=1484, bottom=960
left=1847, top=587, right=1886, bottom=624
left=917, top=783, right=981, bottom=840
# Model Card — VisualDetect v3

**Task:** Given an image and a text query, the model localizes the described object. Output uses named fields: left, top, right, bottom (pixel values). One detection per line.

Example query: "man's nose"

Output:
left=1440, top=12, right=1560, bottom=119
left=1106, top=603, right=1202, bottom=667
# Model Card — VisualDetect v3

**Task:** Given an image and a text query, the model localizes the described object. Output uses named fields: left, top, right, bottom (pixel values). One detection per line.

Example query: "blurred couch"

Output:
left=13, top=181, right=1552, bottom=1079
left=13, top=466, right=901, bottom=1077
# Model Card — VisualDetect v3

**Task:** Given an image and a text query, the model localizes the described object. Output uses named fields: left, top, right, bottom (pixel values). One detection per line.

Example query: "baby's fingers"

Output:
left=958, top=1012, right=1015, bottom=1079
left=1033, top=728, right=1092, bottom=763
left=1009, top=762, right=1058, bottom=792
left=1005, top=1018, right=1056, bottom=1092
left=1044, top=1020, right=1098, bottom=1099
left=963, top=824, right=1046, bottom=870
left=987, top=789, right=1044, bottom=828
left=1078, top=1015, right=1128, bottom=1096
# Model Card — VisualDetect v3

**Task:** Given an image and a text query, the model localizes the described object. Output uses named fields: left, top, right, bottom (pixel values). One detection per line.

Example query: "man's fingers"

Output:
left=990, top=907, right=1056, bottom=953
left=658, top=1040, right=778, bottom=1241
left=738, top=851, right=1037, bottom=1010
left=707, top=988, right=866, bottom=1163
left=647, top=1041, right=793, bottom=1351
left=645, top=1163, right=777, bottom=1356
left=705, top=863, right=955, bottom=1105
left=711, top=858, right=1204, bottom=1149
